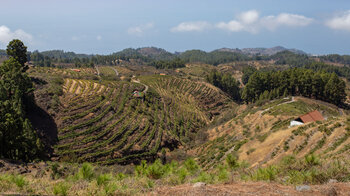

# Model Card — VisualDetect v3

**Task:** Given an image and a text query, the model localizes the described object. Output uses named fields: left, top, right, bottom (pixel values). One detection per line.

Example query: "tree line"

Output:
left=207, top=67, right=346, bottom=106
left=206, top=70, right=241, bottom=102
left=242, top=68, right=346, bottom=105
left=319, top=54, right=350, bottom=65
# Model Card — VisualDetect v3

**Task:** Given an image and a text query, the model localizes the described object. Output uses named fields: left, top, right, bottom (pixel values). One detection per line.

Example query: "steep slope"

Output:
left=27, top=66, right=237, bottom=164
left=195, top=97, right=348, bottom=169
left=140, top=75, right=237, bottom=123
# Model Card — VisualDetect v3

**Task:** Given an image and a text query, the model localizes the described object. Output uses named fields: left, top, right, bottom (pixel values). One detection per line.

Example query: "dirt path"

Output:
left=259, top=97, right=295, bottom=117
left=131, top=76, right=149, bottom=94
left=94, top=65, right=100, bottom=76
left=150, top=182, right=350, bottom=196
left=111, top=67, right=119, bottom=76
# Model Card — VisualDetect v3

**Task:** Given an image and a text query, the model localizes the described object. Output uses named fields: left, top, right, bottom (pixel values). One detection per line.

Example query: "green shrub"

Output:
left=280, top=155, right=297, bottom=169
left=216, top=165, right=229, bottom=182
left=115, top=173, right=126, bottom=181
left=234, top=139, right=248, bottom=151
left=255, top=126, right=261, bottom=133
left=97, top=173, right=112, bottom=186
left=177, top=167, right=189, bottom=184
left=11, top=175, right=27, bottom=189
left=252, top=166, right=278, bottom=181
left=50, top=163, right=64, bottom=179
left=53, top=182, right=70, bottom=196
left=257, top=133, right=269, bottom=142
left=286, top=170, right=305, bottom=185
left=79, top=162, right=95, bottom=181
left=184, top=158, right=199, bottom=174
left=226, top=154, right=239, bottom=170
left=246, top=148, right=256, bottom=155
left=305, top=154, right=320, bottom=166
left=145, top=179, right=154, bottom=189
left=135, top=160, right=147, bottom=176
left=193, top=171, right=214, bottom=184
left=103, top=182, right=118, bottom=196
left=146, top=159, right=166, bottom=179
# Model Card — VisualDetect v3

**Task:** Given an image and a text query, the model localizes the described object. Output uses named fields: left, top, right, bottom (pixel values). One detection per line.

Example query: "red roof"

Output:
left=299, top=110, right=324, bottom=123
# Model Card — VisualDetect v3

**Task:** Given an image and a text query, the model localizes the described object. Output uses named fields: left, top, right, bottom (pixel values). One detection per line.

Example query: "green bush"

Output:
left=257, top=133, right=269, bottom=142
left=184, top=158, right=199, bottom=174
left=135, top=160, right=148, bottom=176
left=226, top=154, right=239, bottom=170
left=103, top=182, right=118, bottom=196
left=50, top=162, right=64, bottom=179
left=79, top=162, right=95, bottom=181
left=53, top=182, right=70, bottom=196
left=286, top=170, right=305, bottom=185
left=177, top=167, right=189, bottom=184
left=193, top=171, right=214, bottom=184
left=280, top=155, right=297, bottom=169
left=11, top=175, right=27, bottom=189
left=97, top=173, right=112, bottom=186
left=252, top=166, right=278, bottom=181
left=146, top=159, right=166, bottom=179
left=216, top=165, right=229, bottom=182
left=115, top=173, right=126, bottom=181
left=305, top=154, right=320, bottom=167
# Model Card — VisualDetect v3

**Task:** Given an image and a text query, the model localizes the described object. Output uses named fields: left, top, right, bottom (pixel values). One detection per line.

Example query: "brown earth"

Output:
left=149, top=182, right=350, bottom=196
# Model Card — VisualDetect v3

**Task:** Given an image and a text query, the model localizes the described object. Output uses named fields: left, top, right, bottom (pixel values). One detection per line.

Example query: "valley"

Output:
left=2, top=43, right=350, bottom=195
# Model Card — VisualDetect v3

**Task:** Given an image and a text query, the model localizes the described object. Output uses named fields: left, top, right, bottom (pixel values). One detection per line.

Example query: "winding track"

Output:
left=94, top=65, right=100, bottom=76
left=111, top=67, right=119, bottom=76
left=259, top=96, right=295, bottom=117
left=96, top=65, right=148, bottom=94
left=131, top=77, right=149, bottom=94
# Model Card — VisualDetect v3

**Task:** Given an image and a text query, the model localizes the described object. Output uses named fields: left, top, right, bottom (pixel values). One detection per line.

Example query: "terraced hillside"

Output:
left=28, top=66, right=98, bottom=79
left=195, top=97, right=349, bottom=169
left=141, top=75, right=236, bottom=124
left=50, top=72, right=236, bottom=164
left=27, top=66, right=350, bottom=168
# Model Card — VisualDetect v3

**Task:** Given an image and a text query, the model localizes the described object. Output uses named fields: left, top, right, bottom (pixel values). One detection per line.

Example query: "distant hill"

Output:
left=37, top=50, right=92, bottom=59
left=216, top=46, right=306, bottom=56
left=136, top=47, right=174, bottom=59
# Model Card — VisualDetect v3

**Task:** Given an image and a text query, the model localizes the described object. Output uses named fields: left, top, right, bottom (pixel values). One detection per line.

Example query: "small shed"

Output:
left=290, top=110, right=324, bottom=127
left=71, top=69, right=81, bottom=72
left=132, top=90, right=143, bottom=98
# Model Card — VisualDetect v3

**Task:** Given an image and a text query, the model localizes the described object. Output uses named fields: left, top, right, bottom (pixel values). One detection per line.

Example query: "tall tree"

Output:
left=0, top=57, right=41, bottom=161
left=0, top=40, right=42, bottom=161
left=6, top=39, right=28, bottom=71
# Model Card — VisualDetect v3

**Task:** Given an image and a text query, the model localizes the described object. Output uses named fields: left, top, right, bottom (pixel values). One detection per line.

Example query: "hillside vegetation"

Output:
left=195, top=97, right=349, bottom=170
left=2, top=40, right=350, bottom=195
left=23, top=65, right=238, bottom=165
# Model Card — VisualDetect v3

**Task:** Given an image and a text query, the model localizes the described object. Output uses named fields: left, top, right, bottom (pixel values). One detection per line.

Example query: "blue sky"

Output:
left=0, top=0, right=350, bottom=55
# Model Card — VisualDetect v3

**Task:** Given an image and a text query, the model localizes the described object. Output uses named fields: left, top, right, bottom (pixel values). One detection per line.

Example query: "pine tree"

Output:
left=0, top=41, right=42, bottom=161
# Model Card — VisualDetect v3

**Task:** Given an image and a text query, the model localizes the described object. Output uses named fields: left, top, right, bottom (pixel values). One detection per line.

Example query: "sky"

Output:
left=0, top=0, right=350, bottom=55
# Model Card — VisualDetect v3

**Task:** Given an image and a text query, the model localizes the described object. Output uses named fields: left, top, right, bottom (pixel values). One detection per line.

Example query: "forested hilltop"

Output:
left=2, top=46, right=348, bottom=69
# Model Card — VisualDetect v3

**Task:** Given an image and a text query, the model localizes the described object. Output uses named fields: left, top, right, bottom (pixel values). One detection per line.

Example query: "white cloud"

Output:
left=97, top=35, right=102, bottom=41
left=238, top=10, right=259, bottom=24
left=218, top=11, right=312, bottom=33
left=261, top=13, right=313, bottom=30
left=127, top=23, right=154, bottom=36
left=216, top=21, right=244, bottom=32
left=216, top=10, right=260, bottom=33
left=0, top=25, right=33, bottom=45
left=326, top=11, right=350, bottom=32
left=170, top=21, right=211, bottom=32
left=172, top=10, right=313, bottom=34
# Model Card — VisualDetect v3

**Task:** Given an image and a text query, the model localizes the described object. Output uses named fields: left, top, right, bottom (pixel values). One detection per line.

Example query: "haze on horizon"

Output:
left=1, top=0, right=350, bottom=55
